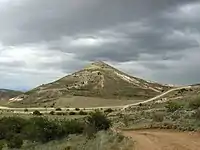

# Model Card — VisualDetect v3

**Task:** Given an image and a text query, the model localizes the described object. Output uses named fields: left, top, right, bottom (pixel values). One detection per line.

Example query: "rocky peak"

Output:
left=85, top=61, right=114, bottom=70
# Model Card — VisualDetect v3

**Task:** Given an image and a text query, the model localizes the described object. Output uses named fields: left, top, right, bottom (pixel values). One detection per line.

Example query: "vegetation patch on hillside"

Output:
left=0, top=110, right=134, bottom=150
left=113, top=95, right=200, bottom=132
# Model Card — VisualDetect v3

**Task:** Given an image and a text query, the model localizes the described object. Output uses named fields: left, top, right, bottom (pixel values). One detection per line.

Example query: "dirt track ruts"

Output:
left=0, top=86, right=192, bottom=111
left=122, top=129, right=200, bottom=150
left=122, top=86, right=192, bottom=110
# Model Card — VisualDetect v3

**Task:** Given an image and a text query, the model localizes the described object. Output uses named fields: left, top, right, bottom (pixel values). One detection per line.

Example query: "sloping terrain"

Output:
left=10, top=61, right=171, bottom=107
left=114, top=85, right=200, bottom=150
left=0, top=89, right=23, bottom=101
left=159, top=84, right=200, bottom=102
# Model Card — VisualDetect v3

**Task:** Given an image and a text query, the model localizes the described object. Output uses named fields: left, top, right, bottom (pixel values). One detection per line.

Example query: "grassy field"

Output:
left=6, top=96, right=144, bottom=108
left=56, top=96, right=144, bottom=108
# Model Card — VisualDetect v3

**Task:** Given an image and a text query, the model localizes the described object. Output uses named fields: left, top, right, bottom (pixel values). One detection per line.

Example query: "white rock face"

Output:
left=114, top=71, right=140, bottom=85
left=9, top=97, right=23, bottom=102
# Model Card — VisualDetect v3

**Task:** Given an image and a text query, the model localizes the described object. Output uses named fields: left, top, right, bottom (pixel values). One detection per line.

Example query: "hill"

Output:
left=10, top=61, right=172, bottom=107
left=0, top=89, right=23, bottom=100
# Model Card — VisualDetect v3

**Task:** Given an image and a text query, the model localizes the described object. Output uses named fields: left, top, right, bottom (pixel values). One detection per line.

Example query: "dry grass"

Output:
left=161, top=85, right=200, bottom=100
left=7, top=96, right=144, bottom=108
left=56, top=96, right=143, bottom=108
left=22, top=131, right=134, bottom=150
left=0, top=112, right=86, bottom=120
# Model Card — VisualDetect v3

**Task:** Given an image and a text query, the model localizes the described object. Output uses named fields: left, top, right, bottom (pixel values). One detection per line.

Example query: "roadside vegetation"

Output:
left=114, top=95, right=200, bottom=132
left=0, top=110, right=133, bottom=150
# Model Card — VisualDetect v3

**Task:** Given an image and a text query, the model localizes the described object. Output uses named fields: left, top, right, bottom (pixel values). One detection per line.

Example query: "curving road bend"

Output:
left=121, top=86, right=192, bottom=110
left=0, top=86, right=192, bottom=112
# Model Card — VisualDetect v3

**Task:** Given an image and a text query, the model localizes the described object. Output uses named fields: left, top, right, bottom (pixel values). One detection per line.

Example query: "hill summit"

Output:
left=11, top=61, right=171, bottom=107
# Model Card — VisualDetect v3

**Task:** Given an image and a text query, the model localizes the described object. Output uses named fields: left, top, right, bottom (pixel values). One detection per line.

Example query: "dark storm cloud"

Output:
left=0, top=0, right=200, bottom=89
left=0, top=0, right=198, bottom=45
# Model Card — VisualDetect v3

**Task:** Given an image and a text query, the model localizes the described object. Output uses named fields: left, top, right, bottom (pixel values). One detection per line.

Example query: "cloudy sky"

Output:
left=0, top=0, right=200, bottom=90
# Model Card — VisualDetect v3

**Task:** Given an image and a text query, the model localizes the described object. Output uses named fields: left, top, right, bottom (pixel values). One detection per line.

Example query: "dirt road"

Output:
left=0, top=86, right=192, bottom=112
left=122, top=86, right=192, bottom=110
left=122, top=129, right=200, bottom=150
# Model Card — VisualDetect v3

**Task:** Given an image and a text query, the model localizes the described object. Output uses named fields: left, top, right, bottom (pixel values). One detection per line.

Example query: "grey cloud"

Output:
left=0, top=0, right=198, bottom=45
left=0, top=60, right=26, bottom=68
left=0, top=0, right=200, bottom=90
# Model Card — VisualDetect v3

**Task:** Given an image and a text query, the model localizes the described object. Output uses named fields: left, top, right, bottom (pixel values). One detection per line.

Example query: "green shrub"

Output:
left=56, top=112, right=67, bottom=115
left=165, top=101, right=182, bottom=112
left=6, top=134, right=23, bottom=149
left=55, top=108, right=62, bottom=111
left=171, top=112, right=181, bottom=121
left=79, top=110, right=88, bottom=115
left=49, top=111, right=55, bottom=115
left=23, top=117, right=64, bottom=143
left=24, top=108, right=28, bottom=112
left=0, top=117, right=84, bottom=144
left=83, top=123, right=96, bottom=138
left=33, top=110, right=42, bottom=116
left=75, top=108, right=80, bottom=111
left=0, top=117, right=27, bottom=140
left=62, top=120, right=84, bottom=135
left=189, top=97, right=200, bottom=109
left=86, top=111, right=111, bottom=132
left=123, top=115, right=130, bottom=127
left=0, top=140, right=4, bottom=150
left=69, top=111, right=76, bottom=115
left=194, top=108, right=200, bottom=119
left=152, top=112, right=164, bottom=122
left=65, top=146, right=72, bottom=150
left=104, top=108, right=113, bottom=113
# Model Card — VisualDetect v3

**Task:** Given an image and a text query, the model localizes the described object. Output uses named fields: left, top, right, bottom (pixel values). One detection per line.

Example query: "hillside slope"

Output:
left=11, top=61, right=171, bottom=107
left=0, top=89, right=23, bottom=100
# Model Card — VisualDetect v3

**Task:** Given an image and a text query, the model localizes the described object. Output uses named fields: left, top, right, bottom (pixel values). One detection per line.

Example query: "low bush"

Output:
left=69, top=111, right=76, bottom=115
left=0, top=117, right=27, bottom=140
left=152, top=112, right=164, bottom=122
left=171, top=112, right=181, bottom=121
left=79, top=110, right=88, bottom=115
left=23, top=117, right=84, bottom=143
left=56, top=112, right=67, bottom=116
left=86, top=111, right=111, bottom=132
left=83, top=123, right=96, bottom=138
left=24, top=108, right=28, bottom=112
left=0, top=113, right=112, bottom=147
left=189, top=97, right=200, bottom=109
left=165, top=101, right=182, bottom=112
left=33, top=110, right=42, bottom=116
left=123, top=115, right=130, bottom=127
left=24, top=117, right=67, bottom=143
left=0, top=141, right=4, bottom=150
left=75, top=108, right=80, bottom=111
left=6, top=134, right=23, bottom=149
left=62, top=120, right=84, bottom=135
left=49, top=111, right=55, bottom=115
left=55, top=108, right=62, bottom=111
left=0, top=116, right=85, bottom=145
left=194, top=108, right=200, bottom=119
left=104, top=108, right=113, bottom=113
